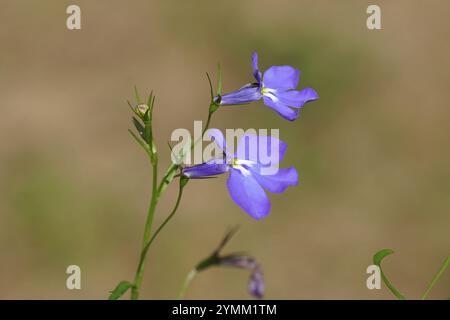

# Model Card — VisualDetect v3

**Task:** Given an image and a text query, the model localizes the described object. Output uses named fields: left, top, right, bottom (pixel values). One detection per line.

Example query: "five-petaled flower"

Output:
left=215, top=52, right=319, bottom=121
left=182, top=131, right=298, bottom=220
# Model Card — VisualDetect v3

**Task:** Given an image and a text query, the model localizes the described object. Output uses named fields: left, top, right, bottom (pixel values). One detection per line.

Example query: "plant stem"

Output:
left=131, top=179, right=185, bottom=300
left=131, top=159, right=158, bottom=300
left=177, top=269, right=197, bottom=300
left=380, top=269, right=406, bottom=300
left=148, top=183, right=185, bottom=248
left=203, top=110, right=213, bottom=137
left=421, top=254, right=450, bottom=300
left=130, top=107, right=216, bottom=299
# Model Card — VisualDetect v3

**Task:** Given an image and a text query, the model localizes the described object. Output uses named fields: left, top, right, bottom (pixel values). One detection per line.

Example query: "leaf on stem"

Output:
left=373, top=249, right=406, bottom=300
left=132, top=117, right=145, bottom=139
left=373, top=249, right=394, bottom=266
left=206, top=72, right=214, bottom=101
left=108, top=281, right=134, bottom=300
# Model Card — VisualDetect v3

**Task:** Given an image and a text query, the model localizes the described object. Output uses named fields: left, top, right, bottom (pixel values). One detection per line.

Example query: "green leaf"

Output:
left=206, top=72, right=214, bottom=101
left=373, top=249, right=394, bottom=265
left=147, top=91, right=153, bottom=110
left=109, top=281, right=134, bottom=300
left=132, top=117, right=145, bottom=139
left=373, top=249, right=406, bottom=300
left=128, top=129, right=149, bottom=152
left=143, top=119, right=152, bottom=145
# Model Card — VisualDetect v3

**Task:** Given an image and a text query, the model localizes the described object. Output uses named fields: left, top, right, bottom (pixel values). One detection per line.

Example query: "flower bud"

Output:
left=136, top=104, right=149, bottom=117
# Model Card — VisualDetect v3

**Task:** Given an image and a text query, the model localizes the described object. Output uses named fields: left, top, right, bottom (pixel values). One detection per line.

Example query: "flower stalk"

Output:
left=111, top=69, right=222, bottom=300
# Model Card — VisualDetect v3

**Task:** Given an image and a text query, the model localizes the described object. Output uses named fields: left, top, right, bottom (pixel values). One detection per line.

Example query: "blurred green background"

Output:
left=0, top=0, right=449, bottom=299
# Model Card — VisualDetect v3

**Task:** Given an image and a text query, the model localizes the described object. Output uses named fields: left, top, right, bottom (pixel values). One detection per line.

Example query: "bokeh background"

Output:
left=0, top=0, right=449, bottom=299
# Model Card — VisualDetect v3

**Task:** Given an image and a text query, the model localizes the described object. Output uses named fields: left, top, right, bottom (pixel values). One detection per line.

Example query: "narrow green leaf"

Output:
left=143, top=121, right=152, bottom=145
left=132, top=117, right=145, bottom=139
left=146, top=92, right=154, bottom=121
left=373, top=249, right=394, bottom=265
left=108, top=281, right=134, bottom=300
left=206, top=72, right=214, bottom=101
left=215, top=226, right=239, bottom=253
left=147, top=91, right=153, bottom=109
left=128, top=129, right=149, bottom=152
left=151, top=94, right=156, bottom=111
left=373, top=249, right=406, bottom=300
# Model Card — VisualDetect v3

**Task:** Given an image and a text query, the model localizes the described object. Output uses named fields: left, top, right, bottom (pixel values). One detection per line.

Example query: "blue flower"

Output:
left=182, top=132, right=298, bottom=219
left=216, top=52, right=319, bottom=121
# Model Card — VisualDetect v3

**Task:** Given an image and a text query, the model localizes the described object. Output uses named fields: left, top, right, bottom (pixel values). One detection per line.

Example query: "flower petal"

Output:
left=236, top=134, right=287, bottom=165
left=263, top=65, right=300, bottom=90
left=252, top=52, right=262, bottom=83
left=221, top=256, right=258, bottom=270
left=250, top=166, right=298, bottom=193
left=249, top=267, right=264, bottom=299
left=274, top=87, right=319, bottom=108
left=263, top=96, right=300, bottom=121
left=182, top=161, right=228, bottom=178
left=226, top=169, right=271, bottom=219
left=217, top=83, right=262, bottom=105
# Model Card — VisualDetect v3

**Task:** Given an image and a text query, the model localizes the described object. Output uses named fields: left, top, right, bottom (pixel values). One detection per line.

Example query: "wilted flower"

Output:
left=220, top=255, right=264, bottom=299
left=216, top=52, right=318, bottom=121
left=182, top=132, right=298, bottom=220
left=194, top=228, right=265, bottom=299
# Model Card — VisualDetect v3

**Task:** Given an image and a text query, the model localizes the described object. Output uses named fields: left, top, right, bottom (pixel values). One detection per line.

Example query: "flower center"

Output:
left=261, top=87, right=279, bottom=102
left=261, top=87, right=270, bottom=95
left=230, top=159, right=256, bottom=177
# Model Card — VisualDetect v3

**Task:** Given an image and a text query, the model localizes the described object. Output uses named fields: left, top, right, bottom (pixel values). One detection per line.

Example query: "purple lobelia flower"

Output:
left=216, top=52, right=319, bottom=121
left=182, top=131, right=298, bottom=220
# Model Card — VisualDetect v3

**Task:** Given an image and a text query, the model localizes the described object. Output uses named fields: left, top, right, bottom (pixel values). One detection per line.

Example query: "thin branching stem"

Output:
left=177, top=269, right=197, bottom=300
left=421, top=254, right=450, bottom=300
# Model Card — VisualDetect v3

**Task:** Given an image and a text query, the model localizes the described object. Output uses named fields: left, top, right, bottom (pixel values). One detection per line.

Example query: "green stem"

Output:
left=131, top=159, right=158, bottom=300
left=158, top=163, right=179, bottom=195
left=130, top=106, right=216, bottom=299
left=203, top=110, right=213, bottom=137
left=380, top=270, right=406, bottom=300
left=131, top=179, right=185, bottom=299
left=421, top=254, right=450, bottom=300
left=177, top=269, right=197, bottom=300
left=148, top=182, right=185, bottom=255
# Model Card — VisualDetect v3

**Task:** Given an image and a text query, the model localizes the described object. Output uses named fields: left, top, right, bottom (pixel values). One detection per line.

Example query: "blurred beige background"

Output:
left=0, top=0, right=449, bottom=299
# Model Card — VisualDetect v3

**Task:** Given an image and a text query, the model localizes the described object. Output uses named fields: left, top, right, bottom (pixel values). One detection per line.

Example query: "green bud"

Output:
left=136, top=104, right=149, bottom=117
